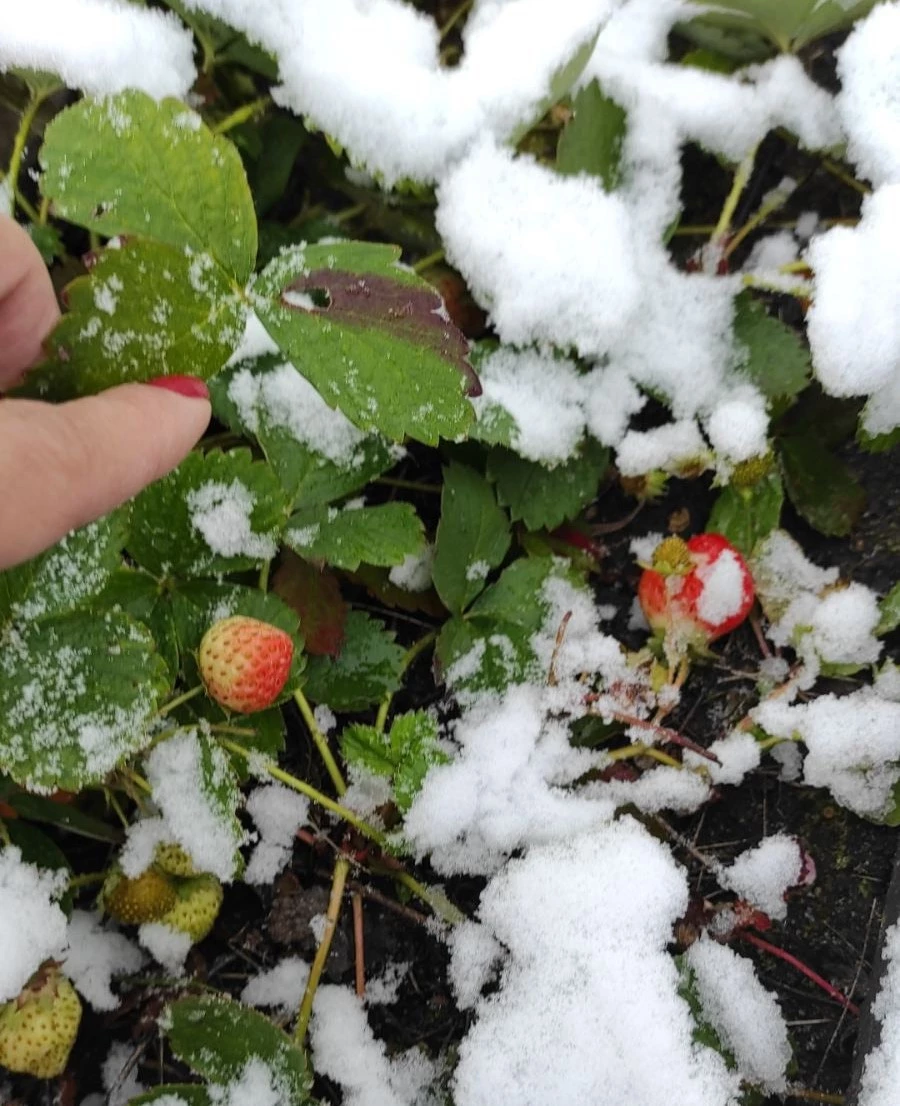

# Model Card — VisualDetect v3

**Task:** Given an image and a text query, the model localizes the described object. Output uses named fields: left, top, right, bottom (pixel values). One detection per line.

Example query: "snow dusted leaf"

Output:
left=0, top=786, right=124, bottom=844
left=706, top=472, right=783, bottom=556
left=210, top=356, right=399, bottom=508
left=0, top=510, right=128, bottom=626
left=21, top=241, right=244, bottom=401
left=0, top=611, right=168, bottom=791
left=556, top=79, right=626, bottom=191
left=877, top=582, right=900, bottom=636
left=271, top=551, right=347, bottom=658
left=97, top=568, right=180, bottom=681
left=128, top=450, right=288, bottom=578
left=779, top=434, right=865, bottom=537
left=432, top=462, right=511, bottom=615
left=732, top=294, right=810, bottom=402
left=303, top=611, right=404, bottom=711
left=341, top=711, right=448, bottom=813
left=130, top=1086, right=212, bottom=1106
left=683, top=0, right=878, bottom=52
left=40, top=91, right=257, bottom=282
left=165, top=994, right=314, bottom=1101
left=436, top=557, right=564, bottom=693
left=486, top=441, right=609, bottom=533
left=285, top=501, right=425, bottom=572
left=250, top=242, right=476, bottom=444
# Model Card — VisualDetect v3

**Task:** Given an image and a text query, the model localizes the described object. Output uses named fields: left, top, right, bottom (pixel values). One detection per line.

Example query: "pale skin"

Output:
left=0, top=215, right=211, bottom=570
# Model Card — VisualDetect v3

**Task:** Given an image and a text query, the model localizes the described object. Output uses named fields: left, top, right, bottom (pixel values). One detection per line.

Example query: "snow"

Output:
left=0, top=0, right=195, bottom=99
left=311, top=986, right=437, bottom=1106
left=242, top=956, right=310, bottom=1016
left=0, top=847, right=68, bottom=1002
left=137, top=922, right=192, bottom=974
left=685, top=937, right=791, bottom=1092
left=695, top=549, right=747, bottom=627
left=858, top=918, right=900, bottom=1106
left=62, top=911, right=144, bottom=1011
left=447, top=921, right=502, bottom=1009
left=704, top=387, right=769, bottom=466
left=209, top=1057, right=293, bottom=1106
left=719, top=834, right=804, bottom=921
left=80, top=1041, right=147, bottom=1106
left=187, top=479, right=278, bottom=563
left=454, top=821, right=740, bottom=1106
left=616, top=420, right=708, bottom=477
left=244, top=784, right=309, bottom=886
left=388, top=545, right=434, bottom=592
left=144, top=729, right=245, bottom=882
left=683, top=730, right=761, bottom=787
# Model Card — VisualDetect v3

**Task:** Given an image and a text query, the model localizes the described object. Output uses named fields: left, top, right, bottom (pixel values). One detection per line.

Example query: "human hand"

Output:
left=0, top=215, right=211, bottom=570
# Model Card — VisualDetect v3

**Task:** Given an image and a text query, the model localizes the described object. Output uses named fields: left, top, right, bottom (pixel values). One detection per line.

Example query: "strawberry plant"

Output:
left=0, top=1, right=899, bottom=1104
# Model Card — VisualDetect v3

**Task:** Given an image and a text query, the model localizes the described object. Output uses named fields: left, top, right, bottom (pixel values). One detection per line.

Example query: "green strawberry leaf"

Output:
left=681, top=0, right=878, bottom=52
left=341, top=710, right=448, bottom=813
left=779, top=434, right=866, bottom=537
left=97, top=568, right=180, bottom=682
left=0, top=611, right=168, bottom=791
left=0, top=510, right=129, bottom=627
left=210, top=356, right=400, bottom=508
left=877, top=583, right=900, bottom=636
left=436, top=557, right=572, bottom=693
left=285, top=502, right=425, bottom=572
left=164, top=994, right=314, bottom=1102
left=40, top=91, right=257, bottom=283
left=20, top=241, right=244, bottom=401
left=486, top=441, right=609, bottom=533
left=128, top=450, right=289, bottom=579
left=556, top=80, right=627, bottom=190
left=129, top=1086, right=212, bottom=1106
left=303, top=611, right=405, bottom=711
left=732, top=294, right=810, bottom=402
left=250, top=242, right=476, bottom=443
left=0, top=786, right=124, bottom=843
left=706, top=471, right=783, bottom=556
left=432, top=462, right=511, bottom=616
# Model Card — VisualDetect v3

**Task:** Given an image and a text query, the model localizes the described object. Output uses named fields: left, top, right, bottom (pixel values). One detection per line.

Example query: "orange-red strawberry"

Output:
left=198, top=615, right=293, bottom=714
left=638, top=533, right=754, bottom=653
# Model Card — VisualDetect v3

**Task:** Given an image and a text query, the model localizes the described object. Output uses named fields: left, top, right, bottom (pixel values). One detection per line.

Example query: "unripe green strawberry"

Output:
left=158, top=874, right=223, bottom=943
left=198, top=615, right=294, bottom=714
left=153, top=842, right=197, bottom=878
left=103, top=866, right=177, bottom=925
left=0, top=965, right=81, bottom=1079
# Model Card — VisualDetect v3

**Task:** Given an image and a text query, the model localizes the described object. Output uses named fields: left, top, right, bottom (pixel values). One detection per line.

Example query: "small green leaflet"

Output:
left=682, top=0, right=878, bottom=52
left=732, top=294, right=810, bottom=401
left=180, top=730, right=245, bottom=880
left=432, top=462, right=511, bottom=615
left=779, top=434, right=865, bottom=537
left=706, top=471, right=783, bottom=557
left=877, top=583, right=900, bottom=636
left=286, top=501, right=425, bottom=572
left=486, top=442, right=609, bottom=533
left=165, top=995, right=314, bottom=1103
left=250, top=242, right=476, bottom=443
left=304, top=611, right=405, bottom=711
left=20, top=241, right=244, bottom=401
left=556, top=80, right=627, bottom=191
left=436, top=557, right=572, bottom=693
left=341, top=711, right=448, bottom=812
left=0, top=611, right=168, bottom=791
left=128, top=450, right=288, bottom=579
left=210, top=357, right=399, bottom=508
left=97, top=568, right=180, bottom=682
left=40, top=91, right=257, bottom=283
left=0, top=510, right=128, bottom=626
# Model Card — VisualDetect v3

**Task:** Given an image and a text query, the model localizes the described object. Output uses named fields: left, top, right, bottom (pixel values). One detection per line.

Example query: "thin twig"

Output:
left=295, top=856, right=350, bottom=1044
left=352, top=891, right=366, bottom=998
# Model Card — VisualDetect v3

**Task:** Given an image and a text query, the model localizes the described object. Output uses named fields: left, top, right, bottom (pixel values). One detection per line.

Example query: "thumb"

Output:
left=0, top=378, right=211, bottom=570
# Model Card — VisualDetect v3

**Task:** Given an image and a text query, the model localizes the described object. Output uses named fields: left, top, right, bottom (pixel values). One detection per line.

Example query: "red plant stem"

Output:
left=551, top=524, right=606, bottom=561
left=352, top=890, right=366, bottom=998
left=584, top=704, right=721, bottom=764
left=739, top=932, right=860, bottom=1016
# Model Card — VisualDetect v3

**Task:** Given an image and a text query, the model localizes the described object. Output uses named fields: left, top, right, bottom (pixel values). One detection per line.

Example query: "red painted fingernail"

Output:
left=146, top=375, right=209, bottom=400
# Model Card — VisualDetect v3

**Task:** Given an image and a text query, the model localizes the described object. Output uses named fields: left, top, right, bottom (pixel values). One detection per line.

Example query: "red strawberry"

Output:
left=198, top=615, right=294, bottom=714
left=638, top=534, right=754, bottom=652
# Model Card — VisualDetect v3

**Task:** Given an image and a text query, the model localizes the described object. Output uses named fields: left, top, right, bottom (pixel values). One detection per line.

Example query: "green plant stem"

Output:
left=107, top=790, right=131, bottom=829
left=412, top=248, right=445, bottom=275
left=294, top=855, right=351, bottom=1044
left=67, top=870, right=107, bottom=891
left=220, top=739, right=386, bottom=846
left=333, top=201, right=366, bottom=225
left=124, top=768, right=153, bottom=795
left=741, top=273, right=813, bottom=299
left=786, top=1091, right=844, bottom=1106
left=7, top=90, right=47, bottom=219
left=156, top=685, right=204, bottom=718
left=439, top=0, right=473, bottom=40
left=294, top=689, right=347, bottom=795
left=724, top=177, right=797, bottom=260
left=711, top=142, right=759, bottom=245
left=375, top=631, right=437, bottom=734
left=373, top=864, right=465, bottom=926
left=0, top=820, right=10, bottom=847
left=213, top=96, right=269, bottom=135
left=258, top=560, right=271, bottom=592
left=375, top=476, right=443, bottom=495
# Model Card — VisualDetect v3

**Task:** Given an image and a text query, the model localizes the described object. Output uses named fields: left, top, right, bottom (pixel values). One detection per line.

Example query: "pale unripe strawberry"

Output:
left=158, top=874, right=223, bottom=943
left=153, top=842, right=197, bottom=879
left=198, top=615, right=294, bottom=714
left=0, top=965, right=81, bottom=1079
left=103, top=866, right=178, bottom=925
left=638, top=533, right=754, bottom=652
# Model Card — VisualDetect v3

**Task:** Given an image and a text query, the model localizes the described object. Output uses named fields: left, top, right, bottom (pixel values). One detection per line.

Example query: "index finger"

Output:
left=0, top=215, right=60, bottom=387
